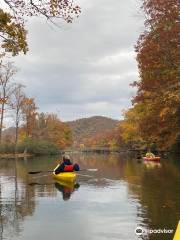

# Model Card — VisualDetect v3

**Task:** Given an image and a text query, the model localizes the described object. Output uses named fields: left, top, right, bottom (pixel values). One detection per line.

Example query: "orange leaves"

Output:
left=124, top=0, right=180, bottom=149
left=159, top=107, right=171, bottom=119
left=82, top=128, right=123, bottom=149
left=22, top=97, right=37, bottom=137
left=121, top=106, right=144, bottom=144
left=32, top=113, right=72, bottom=149
left=0, top=97, right=8, bottom=104
left=0, top=9, right=28, bottom=56
left=1, top=1, right=81, bottom=55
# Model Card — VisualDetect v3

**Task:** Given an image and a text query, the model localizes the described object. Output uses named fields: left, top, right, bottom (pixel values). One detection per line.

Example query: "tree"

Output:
left=21, top=97, right=37, bottom=137
left=129, top=0, right=180, bottom=149
left=0, top=9, right=28, bottom=56
left=83, top=128, right=125, bottom=150
left=33, top=113, right=72, bottom=148
left=121, top=105, right=149, bottom=149
left=0, top=0, right=81, bottom=55
left=0, top=61, right=16, bottom=143
left=9, top=84, right=25, bottom=152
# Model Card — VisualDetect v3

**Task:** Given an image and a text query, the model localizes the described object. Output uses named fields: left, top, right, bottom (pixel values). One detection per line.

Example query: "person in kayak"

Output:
left=54, top=155, right=80, bottom=174
left=145, top=152, right=155, bottom=158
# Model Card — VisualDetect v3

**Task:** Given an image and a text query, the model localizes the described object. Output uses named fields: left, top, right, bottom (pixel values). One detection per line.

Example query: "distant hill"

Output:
left=67, top=116, right=119, bottom=147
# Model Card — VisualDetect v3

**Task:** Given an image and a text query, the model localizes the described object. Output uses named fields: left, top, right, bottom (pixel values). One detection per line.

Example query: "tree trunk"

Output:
left=15, top=124, right=19, bottom=154
left=0, top=102, right=5, bottom=144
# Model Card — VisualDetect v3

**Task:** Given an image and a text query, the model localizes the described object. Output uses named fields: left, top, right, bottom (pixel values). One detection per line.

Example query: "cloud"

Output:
left=13, top=0, right=144, bottom=121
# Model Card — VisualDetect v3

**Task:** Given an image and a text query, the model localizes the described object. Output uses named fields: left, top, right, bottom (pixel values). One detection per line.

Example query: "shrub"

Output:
left=0, top=143, right=16, bottom=153
left=20, top=138, right=60, bottom=155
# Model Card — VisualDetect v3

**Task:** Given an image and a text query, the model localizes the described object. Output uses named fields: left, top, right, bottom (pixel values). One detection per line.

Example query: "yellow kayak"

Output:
left=53, top=172, right=76, bottom=182
left=173, top=221, right=180, bottom=240
left=55, top=179, right=75, bottom=189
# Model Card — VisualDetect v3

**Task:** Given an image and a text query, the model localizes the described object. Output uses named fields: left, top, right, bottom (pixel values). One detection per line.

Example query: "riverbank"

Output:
left=0, top=153, right=33, bottom=159
left=63, top=148, right=170, bottom=155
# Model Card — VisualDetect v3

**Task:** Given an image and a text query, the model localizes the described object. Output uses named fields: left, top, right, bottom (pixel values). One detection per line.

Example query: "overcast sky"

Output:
left=14, top=0, right=144, bottom=121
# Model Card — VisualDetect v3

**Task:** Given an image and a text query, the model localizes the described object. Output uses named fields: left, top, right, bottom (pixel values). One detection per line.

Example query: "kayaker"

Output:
left=54, top=155, right=80, bottom=174
left=145, top=152, right=155, bottom=158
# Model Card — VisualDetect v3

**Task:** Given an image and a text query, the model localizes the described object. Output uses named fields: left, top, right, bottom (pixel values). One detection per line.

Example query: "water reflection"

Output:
left=54, top=181, right=80, bottom=201
left=143, top=161, right=161, bottom=169
left=0, top=153, right=179, bottom=240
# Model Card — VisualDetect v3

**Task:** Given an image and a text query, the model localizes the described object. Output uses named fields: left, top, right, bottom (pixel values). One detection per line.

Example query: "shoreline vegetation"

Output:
left=0, top=1, right=179, bottom=157
left=0, top=153, right=32, bottom=159
left=0, top=146, right=172, bottom=160
left=0, top=113, right=179, bottom=159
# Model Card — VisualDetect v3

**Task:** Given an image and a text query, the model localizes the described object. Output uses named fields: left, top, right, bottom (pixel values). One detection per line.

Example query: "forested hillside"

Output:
left=67, top=116, right=119, bottom=147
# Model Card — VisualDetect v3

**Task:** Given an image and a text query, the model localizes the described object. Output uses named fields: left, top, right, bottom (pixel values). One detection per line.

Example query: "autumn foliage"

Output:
left=0, top=0, right=81, bottom=55
left=121, top=0, right=180, bottom=150
left=67, top=116, right=121, bottom=149
left=83, top=129, right=120, bottom=149
left=0, top=61, right=72, bottom=153
left=32, top=113, right=72, bottom=149
left=22, top=97, right=37, bottom=137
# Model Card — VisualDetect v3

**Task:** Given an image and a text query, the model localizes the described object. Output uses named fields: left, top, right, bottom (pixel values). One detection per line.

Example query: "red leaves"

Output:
left=124, top=0, right=180, bottom=149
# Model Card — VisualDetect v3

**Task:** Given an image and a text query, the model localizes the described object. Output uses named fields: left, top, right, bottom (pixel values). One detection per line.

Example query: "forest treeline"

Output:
left=0, top=0, right=179, bottom=155
left=0, top=60, right=72, bottom=155
left=0, top=1, right=80, bottom=155
left=120, top=0, right=180, bottom=152
left=67, top=116, right=119, bottom=148
left=70, top=0, right=180, bottom=152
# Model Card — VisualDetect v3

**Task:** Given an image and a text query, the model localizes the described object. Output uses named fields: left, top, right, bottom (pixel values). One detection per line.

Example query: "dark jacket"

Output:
left=54, top=159, right=72, bottom=174
left=54, top=159, right=80, bottom=174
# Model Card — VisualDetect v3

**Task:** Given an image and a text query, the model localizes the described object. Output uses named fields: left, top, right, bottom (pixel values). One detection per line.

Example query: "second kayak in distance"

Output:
left=143, top=156, right=161, bottom=161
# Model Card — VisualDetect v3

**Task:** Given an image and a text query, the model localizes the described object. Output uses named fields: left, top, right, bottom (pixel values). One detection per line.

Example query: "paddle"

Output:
left=28, top=168, right=98, bottom=174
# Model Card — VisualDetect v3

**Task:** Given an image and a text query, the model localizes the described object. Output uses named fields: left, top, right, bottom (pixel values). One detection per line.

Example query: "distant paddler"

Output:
left=143, top=151, right=161, bottom=162
left=145, top=152, right=155, bottom=158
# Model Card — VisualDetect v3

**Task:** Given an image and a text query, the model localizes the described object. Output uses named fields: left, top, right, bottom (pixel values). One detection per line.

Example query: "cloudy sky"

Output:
left=14, top=0, right=144, bottom=121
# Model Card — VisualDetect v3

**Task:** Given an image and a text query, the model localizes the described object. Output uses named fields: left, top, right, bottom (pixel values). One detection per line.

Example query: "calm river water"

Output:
left=0, top=153, right=179, bottom=240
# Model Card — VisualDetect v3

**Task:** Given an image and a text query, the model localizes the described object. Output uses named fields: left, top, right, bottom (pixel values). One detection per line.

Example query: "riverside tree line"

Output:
left=0, top=0, right=80, bottom=155
left=120, top=0, right=179, bottom=151
left=76, top=0, right=180, bottom=152
left=0, top=60, right=72, bottom=154
left=0, top=0, right=179, bottom=154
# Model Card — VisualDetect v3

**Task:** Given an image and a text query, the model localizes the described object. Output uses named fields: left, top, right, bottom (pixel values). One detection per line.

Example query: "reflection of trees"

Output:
left=72, top=153, right=125, bottom=181
left=0, top=155, right=59, bottom=240
left=124, top=159, right=180, bottom=240
left=0, top=184, right=3, bottom=240
left=67, top=153, right=127, bottom=189
left=0, top=154, right=179, bottom=240
left=75, top=153, right=179, bottom=240
left=0, top=159, right=36, bottom=240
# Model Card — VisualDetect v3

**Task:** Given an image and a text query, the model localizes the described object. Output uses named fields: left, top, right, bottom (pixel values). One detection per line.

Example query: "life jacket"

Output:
left=64, top=164, right=74, bottom=172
